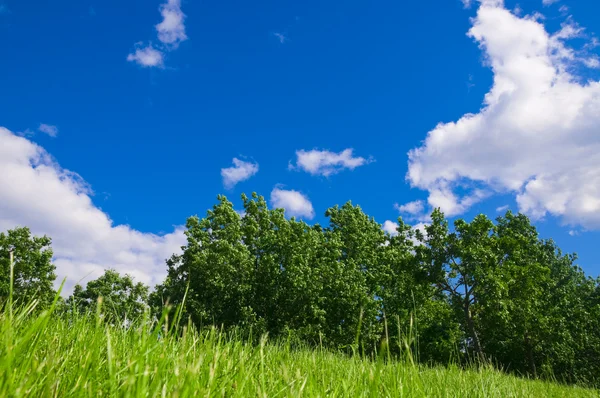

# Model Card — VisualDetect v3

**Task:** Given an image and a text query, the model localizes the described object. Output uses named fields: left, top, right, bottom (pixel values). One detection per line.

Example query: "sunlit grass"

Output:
left=0, top=299, right=597, bottom=397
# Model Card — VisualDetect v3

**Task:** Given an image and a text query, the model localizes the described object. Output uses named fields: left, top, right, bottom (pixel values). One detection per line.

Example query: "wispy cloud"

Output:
left=221, top=158, right=259, bottom=189
left=270, top=188, right=315, bottom=219
left=513, top=4, right=523, bottom=16
left=290, top=148, right=372, bottom=177
left=273, top=32, right=287, bottom=44
left=38, top=124, right=58, bottom=137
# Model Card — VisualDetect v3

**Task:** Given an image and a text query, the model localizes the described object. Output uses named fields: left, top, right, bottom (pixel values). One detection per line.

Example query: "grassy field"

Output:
left=0, top=299, right=598, bottom=397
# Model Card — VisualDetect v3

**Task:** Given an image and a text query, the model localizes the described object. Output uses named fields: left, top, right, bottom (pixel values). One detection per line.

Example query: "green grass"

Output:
left=0, top=301, right=598, bottom=397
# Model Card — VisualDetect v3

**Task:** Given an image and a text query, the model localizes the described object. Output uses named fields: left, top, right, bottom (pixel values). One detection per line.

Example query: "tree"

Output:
left=239, top=193, right=331, bottom=343
left=155, top=195, right=405, bottom=351
left=67, top=269, right=149, bottom=323
left=322, top=202, right=387, bottom=351
left=475, top=211, right=552, bottom=377
left=156, top=194, right=344, bottom=344
left=0, top=227, right=56, bottom=309
left=161, top=195, right=257, bottom=331
left=417, top=209, right=498, bottom=361
left=530, top=242, right=599, bottom=385
left=382, top=217, right=461, bottom=364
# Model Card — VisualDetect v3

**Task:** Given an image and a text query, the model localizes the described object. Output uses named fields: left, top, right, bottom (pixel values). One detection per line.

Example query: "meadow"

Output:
left=0, top=297, right=597, bottom=397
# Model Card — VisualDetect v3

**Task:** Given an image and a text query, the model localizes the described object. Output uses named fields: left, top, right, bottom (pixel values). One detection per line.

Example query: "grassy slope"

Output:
left=0, top=307, right=598, bottom=398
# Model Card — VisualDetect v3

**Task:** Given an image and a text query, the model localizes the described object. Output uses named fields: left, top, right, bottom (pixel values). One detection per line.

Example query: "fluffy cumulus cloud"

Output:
left=38, top=124, right=58, bottom=137
left=127, top=45, right=164, bottom=68
left=290, top=149, right=371, bottom=177
left=406, top=0, right=600, bottom=229
left=0, top=127, right=186, bottom=294
left=270, top=188, right=315, bottom=219
left=127, top=0, right=187, bottom=68
left=156, top=0, right=187, bottom=48
left=221, top=158, right=259, bottom=189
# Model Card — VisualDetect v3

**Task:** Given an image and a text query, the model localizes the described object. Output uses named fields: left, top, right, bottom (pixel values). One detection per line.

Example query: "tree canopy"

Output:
left=0, top=227, right=56, bottom=309
left=67, top=269, right=149, bottom=323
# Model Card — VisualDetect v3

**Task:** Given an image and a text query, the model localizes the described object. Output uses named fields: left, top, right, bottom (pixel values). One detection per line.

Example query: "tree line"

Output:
left=1, top=193, right=599, bottom=387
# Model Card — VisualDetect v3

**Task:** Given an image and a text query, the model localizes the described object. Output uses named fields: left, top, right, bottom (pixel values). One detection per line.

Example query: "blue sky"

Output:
left=1, top=0, right=600, bottom=290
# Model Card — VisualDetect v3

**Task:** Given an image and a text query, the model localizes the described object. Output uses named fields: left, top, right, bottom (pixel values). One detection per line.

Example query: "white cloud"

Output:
left=496, top=205, right=509, bottom=212
left=127, top=45, right=165, bottom=68
left=127, top=0, right=186, bottom=68
left=0, top=127, right=186, bottom=295
left=583, top=56, right=600, bottom=69
left=270, top=188, right=315, bottom=219
left=395, top=200, right=425, bottom=216
left=542, top=0, right=559, bottom=5
left=156, top=0, right=187, bottom=48
left=568, top=229, right=579, bottom=236
left=221, top=158, right=259, bottom=189
left=382, top=220, right=399, bottom=237
left=406, top=1, right=600, bottom=229
left=462, top=0, right=473, bottom=9
left=418, top=185, right=489, bottom=217
left=290, top=149, right=371, bottom=177
left=38, top=123, right=58, bottom=137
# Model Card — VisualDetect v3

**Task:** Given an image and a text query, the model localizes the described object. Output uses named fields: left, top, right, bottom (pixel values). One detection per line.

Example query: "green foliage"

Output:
left=416, top=211, right=499, bottom=361
left=415, top=210, right=600, bottom=386
left=321, top=202, right=386, bottom=350
left=66, top=269, right=149, bottom=323
left=0, top=227, right=56, bottom=309
left=156, top=194, right=441, bottom=353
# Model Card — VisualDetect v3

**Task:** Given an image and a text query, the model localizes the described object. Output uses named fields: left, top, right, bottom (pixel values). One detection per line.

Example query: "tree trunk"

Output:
left=524, top=330, right=537, bottom=378
left=463, top=283, right=484, bottom=363
left=464, top=302, right=484, bottom=362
